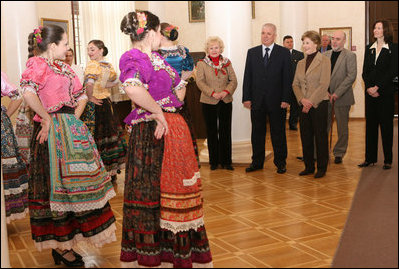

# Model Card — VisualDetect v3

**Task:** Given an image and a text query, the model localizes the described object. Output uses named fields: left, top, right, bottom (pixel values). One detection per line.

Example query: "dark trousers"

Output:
left=250, top=105, right=287, bottom=168
left=365, top=95, right=394, bottom=164
left=299, top=100, right=329, bottom=172
left=289, top=91, right=300, bottom=128
left=202, top=102, right=232, bottom=166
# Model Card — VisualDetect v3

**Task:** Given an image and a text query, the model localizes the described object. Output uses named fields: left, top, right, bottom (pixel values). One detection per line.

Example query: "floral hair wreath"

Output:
left=163, top=25, right=179, bottom=38
left=136, top=12, right=148, bottom=35
left=33, top=26, right=43, bottom=44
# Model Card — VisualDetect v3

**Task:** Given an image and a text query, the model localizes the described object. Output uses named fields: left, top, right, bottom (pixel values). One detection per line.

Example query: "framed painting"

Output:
left=252, top=1, right=255, bottom=19
left=319, top=27, right=352, bottom=50
left=189, top=1, right=205, bottom=22
left=41, top=18, right=69, bottom=36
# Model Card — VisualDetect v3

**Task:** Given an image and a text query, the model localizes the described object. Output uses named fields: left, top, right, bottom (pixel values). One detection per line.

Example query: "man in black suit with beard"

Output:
left=283, top=35, right=304, bottom=131
left=243, top=23, right=292, bottom=174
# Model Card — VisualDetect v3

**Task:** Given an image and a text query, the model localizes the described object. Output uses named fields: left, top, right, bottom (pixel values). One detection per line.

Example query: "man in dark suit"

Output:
left=243, top=23, right=292, bottom=174
left=283, top=35, right=304, bottom=130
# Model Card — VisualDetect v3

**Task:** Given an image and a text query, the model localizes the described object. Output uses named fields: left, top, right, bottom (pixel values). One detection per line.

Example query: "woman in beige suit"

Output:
left=196, top=36, right=237, bottom=170
left=293, top=31, right=331, bottom=178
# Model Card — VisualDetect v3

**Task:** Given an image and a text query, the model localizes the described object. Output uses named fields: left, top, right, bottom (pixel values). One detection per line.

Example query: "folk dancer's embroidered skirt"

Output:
left=29, top=108, right=117, bottom=251
left=120, top=112, right=213, bottom=268
left=1, top=107, right=29, bottom=223
left=15, top=103, right=34, bottom=165
left=179, top=102, right=200, bottom=168
left=81, top=98, right=127, bottom=176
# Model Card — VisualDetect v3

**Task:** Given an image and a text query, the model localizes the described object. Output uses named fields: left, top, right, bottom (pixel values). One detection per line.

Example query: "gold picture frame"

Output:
left=319, top=27, right=352, bottom=50
left=41, top=18, right=69, bottom=37
left=252, top=1, right=255, bottom=19
left=189, top=1, right=205, bottom=23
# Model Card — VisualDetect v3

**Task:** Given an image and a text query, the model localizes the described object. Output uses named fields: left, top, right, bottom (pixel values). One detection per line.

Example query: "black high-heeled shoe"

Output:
left=52, top=249, right=84, bottom=267
left=70, top=248, right=83, bottom=260
left=358, top=161, right=375, bottom=167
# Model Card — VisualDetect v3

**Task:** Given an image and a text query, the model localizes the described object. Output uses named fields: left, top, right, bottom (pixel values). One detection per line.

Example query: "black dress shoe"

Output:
left=277, top=166, right=287, bottom=174
left=52, top=249, right=85, bottom=267
left=314, top=170, right=326, bottom=178
left=222, top=164, right=234, bottom=170
left=299, top=169, right=314, bottom=176
left=289, top=126, right=298, bottom=131
left=334, top=156, right=342, bottom=164
left=358, top=161, right=375, bottom=167
left=245, top=165, right=262, bottom=172
left=210, top=164, right=218, bottom=170
left=383, top=163, right=392, bottom=170
left=296, top=156, right=304, bottom=161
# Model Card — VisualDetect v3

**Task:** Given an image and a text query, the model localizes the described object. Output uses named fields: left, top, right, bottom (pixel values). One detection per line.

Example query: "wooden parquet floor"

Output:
left=7, top=120, right=369, bottom=268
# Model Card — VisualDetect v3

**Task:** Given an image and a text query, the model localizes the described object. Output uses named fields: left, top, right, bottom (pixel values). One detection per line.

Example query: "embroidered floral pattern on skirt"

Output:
left=1, top=109, right=29, bottom=223
left=81, top=98, right=127, bottom=176
left=29, top=120, right=117, bottom=251
left=47, top=112, right=116, bottom=212
left=120, top=115, right=212, bottom=268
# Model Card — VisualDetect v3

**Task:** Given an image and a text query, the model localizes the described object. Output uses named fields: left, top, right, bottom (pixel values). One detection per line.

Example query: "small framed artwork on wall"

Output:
left=41, top=18, right=69, bottom=36
left=189, top=1, right=205, bottom=22
left=319, top=27, right=352, bottom=50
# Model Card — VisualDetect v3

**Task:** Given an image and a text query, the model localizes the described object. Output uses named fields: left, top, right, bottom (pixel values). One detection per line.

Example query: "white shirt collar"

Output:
left=160, top=45, right=178, bottom=51
left=370, top=41, right=389, bottom=50
left=262, top=43, right=275, bottom=58
left=262, top=43, right=275, bottom=51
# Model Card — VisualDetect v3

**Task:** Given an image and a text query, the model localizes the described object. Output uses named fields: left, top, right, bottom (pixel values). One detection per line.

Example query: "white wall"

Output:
left=252, top=1, right=281, bottom=46
left=1, top=1, right=73, bottom=73
left=135, top=1, right=148, bottom=11
left=162, top=1, right=206, bottom=52
left=1, top=2, right=6, bottom=72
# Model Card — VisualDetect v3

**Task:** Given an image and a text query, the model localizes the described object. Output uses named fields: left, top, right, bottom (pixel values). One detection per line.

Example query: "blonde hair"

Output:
left=205, top=36, right=224, bottom=54
left=301, top=31, right=321, bottom=50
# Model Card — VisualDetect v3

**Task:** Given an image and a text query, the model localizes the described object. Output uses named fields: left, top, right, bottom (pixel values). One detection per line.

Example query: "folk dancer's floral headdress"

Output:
left=163, top=25, right=178, bottom=38
left=136, top=12, right=148, bottom=35
left=33, top=26, right=43, bottom=44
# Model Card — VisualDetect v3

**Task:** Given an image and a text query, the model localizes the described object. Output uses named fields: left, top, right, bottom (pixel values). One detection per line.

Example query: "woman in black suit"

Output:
left=360, top=20, right=398, bottom=169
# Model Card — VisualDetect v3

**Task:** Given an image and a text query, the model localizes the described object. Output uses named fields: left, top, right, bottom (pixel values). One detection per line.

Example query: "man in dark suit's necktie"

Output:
left=264, top=47, right=270, bottom=66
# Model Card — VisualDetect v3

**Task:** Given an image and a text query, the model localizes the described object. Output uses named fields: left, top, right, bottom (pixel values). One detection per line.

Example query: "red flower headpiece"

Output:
left=163, top=25, right=178, bottom=38
left=33, top=26, right=43, bottom=44
left=136, top=12, right=147, bottom=35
